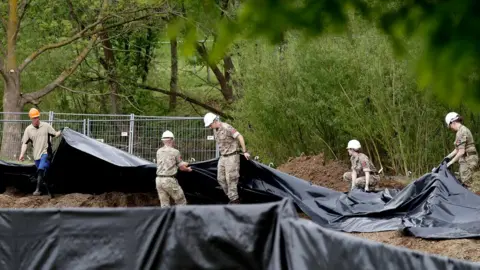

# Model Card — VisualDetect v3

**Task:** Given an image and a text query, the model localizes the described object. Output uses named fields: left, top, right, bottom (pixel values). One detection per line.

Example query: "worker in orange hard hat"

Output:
left=19, top=108, right=62, bottom=195
left=28, top=108, right=40, bottom=118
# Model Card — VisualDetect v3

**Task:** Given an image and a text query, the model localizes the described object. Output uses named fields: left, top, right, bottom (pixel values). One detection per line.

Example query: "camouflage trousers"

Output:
left=459, top=154, right=478, bottom=185
left=218, top=154, right=240, bottom=201
left=155, top=177, right=186, bottom=208
left=343, top=172, right=380, bottom=189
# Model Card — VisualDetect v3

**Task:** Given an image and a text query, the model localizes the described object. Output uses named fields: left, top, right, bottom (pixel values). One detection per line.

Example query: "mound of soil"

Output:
left=277, top=153, right=407, bottom=191
left=277, top=153, right=351, bottom=191
left=0, top=187, right=159, bottom=208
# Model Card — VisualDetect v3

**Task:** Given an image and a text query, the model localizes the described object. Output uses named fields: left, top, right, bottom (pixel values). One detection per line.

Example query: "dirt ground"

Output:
left=355, top=232, right=480, bottom=263
left=0, top=188, right=159, bottom=208
left=279, top=154, right=480, bottom=263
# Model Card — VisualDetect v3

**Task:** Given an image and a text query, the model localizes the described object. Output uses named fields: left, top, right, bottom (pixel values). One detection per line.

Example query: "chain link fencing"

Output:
left=0, top=112, right=219, bottom=163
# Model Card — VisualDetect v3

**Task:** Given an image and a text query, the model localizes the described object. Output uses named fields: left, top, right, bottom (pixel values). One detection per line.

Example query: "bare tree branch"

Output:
left=58, top=84, right=109, bottom=96
left=184, top=69, right=222, bottom=91
left=18, top=12, right=165, bottom=72
left=124, top=80, right=232, bottom=119
left=196, top=43, right=234, bottom=102
left=70, top=76, right=105, bottom=87
left=14, top=0, right=30, bottom=43
left=61, top=73, right=229, bottom=118
left=21, top=33, right=100, bottom=105
left=58, top=84, right=145, bottom=113
left=18, top=18, right=106, bottom=72
left=66, top=0, right=85, bottom=31
left=95, top=13, right=166, bottom=36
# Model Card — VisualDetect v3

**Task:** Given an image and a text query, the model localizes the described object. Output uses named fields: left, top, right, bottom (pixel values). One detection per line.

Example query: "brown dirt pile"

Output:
left=0, top=187, right=159, bottom=208
left=277, top=153, right=351, bottom=191
left=277, top=153, right=407, bottom=191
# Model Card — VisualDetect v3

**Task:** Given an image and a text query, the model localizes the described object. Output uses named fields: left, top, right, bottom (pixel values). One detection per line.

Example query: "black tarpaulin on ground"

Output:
left=0, top=198, right=478, bottom=270
left=1, top=128, right=480, bottom=240
left=0, top=160, right=36, bottom=193
left=240, top=156, right=480, bottom=239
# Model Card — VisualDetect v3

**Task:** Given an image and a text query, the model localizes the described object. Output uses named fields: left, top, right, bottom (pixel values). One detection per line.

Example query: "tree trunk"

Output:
left=196, top=44, right=234, bottom=103
left=100, top=31, right=121, bottom=114
left=169, top=37, right=178, bottom=111
left=223, top=55, right=242, bottom=95
left=1, top=73, right=23, bottom=160
left=141, top=28, right=154, bottom=83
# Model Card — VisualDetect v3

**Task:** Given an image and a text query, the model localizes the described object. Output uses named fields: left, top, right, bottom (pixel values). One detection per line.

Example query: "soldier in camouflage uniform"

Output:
left=444, top=112, right=478, bottom=187
left=204, top=113, right=250, bottom=204
left=155, top=130, right=193, bottom=207
left=343, top=140, right=380, bottom=191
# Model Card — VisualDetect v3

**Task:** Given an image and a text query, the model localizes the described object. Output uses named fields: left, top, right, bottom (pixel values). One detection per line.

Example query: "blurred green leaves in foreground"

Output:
left=170, top=0, right=480, bottom=110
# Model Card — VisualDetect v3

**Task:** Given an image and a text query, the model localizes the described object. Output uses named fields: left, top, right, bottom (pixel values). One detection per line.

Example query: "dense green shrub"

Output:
left=231, top=21, right=479, bottom=177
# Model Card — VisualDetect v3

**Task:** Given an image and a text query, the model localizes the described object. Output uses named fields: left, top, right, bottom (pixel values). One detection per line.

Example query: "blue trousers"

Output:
left=34, top=154, right=50, bottom=171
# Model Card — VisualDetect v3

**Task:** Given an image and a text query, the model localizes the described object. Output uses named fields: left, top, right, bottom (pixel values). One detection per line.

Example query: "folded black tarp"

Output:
left=0, top=198, right=478, bottom=269
left=1, top=128, right=480, bottom=240
left=241, top=154, right=480, bottom=239
left=0, top=160, right=37, bottom=193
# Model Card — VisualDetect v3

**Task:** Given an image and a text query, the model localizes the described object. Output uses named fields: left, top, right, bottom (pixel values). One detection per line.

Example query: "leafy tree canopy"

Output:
left=170, top=0, right=480, bottom=109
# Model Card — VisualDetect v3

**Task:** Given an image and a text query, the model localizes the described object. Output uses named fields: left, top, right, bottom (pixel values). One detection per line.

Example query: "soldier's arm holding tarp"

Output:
left=447, top=129, right=467, bottom=167
left=176, top=151, right=192, bottom=172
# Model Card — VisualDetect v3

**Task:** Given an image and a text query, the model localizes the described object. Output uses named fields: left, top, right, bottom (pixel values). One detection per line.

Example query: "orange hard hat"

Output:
left=28, top=108, right=40, bottom=119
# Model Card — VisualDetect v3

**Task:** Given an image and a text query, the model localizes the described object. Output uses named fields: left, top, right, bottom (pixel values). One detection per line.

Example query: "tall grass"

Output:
left=231, top=20, right=480, bottom=177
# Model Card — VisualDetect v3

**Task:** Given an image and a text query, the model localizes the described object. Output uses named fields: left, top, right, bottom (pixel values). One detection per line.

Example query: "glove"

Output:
left=442, top=156, right=451, bottom=163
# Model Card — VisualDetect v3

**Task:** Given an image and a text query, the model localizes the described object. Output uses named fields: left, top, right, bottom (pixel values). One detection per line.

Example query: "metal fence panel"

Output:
left=0, top=120, right=37, bottom=161
left=0, top=112, right=218, bottom=163
left=131, top=118, right=217, bottom=162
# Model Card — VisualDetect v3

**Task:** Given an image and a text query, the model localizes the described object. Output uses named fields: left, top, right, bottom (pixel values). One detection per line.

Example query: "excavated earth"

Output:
left=0, top=188, right=160, bottom=208
left=278, top=153, right=480, bottom=263
left=0, top=153, right=479, bottom=263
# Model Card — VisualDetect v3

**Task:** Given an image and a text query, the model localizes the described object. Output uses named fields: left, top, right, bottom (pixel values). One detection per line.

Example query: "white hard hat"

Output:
left=347, top=139, right=361, bottom=150
left=445, top=112, right=459, bottom=126
left=161, top=130, right=174, bottom=140
left=204, top=112, right=218, bottom=127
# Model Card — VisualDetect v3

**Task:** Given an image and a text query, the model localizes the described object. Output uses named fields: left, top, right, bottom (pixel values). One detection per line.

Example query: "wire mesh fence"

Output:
left=0, top=112, right=218, bottom=163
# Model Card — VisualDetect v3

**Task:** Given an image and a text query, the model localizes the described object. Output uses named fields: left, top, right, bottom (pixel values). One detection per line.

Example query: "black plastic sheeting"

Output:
left=0, top=198, right=479, bottom=270
left=1, top=128, right=480, bottom=240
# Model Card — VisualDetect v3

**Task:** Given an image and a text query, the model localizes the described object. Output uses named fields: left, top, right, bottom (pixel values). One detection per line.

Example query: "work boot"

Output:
left=33, top=170, right=44, bottom=196
left=33, top=178, right=41, bottom=196
left=228, top=198, right=241, bottom=204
